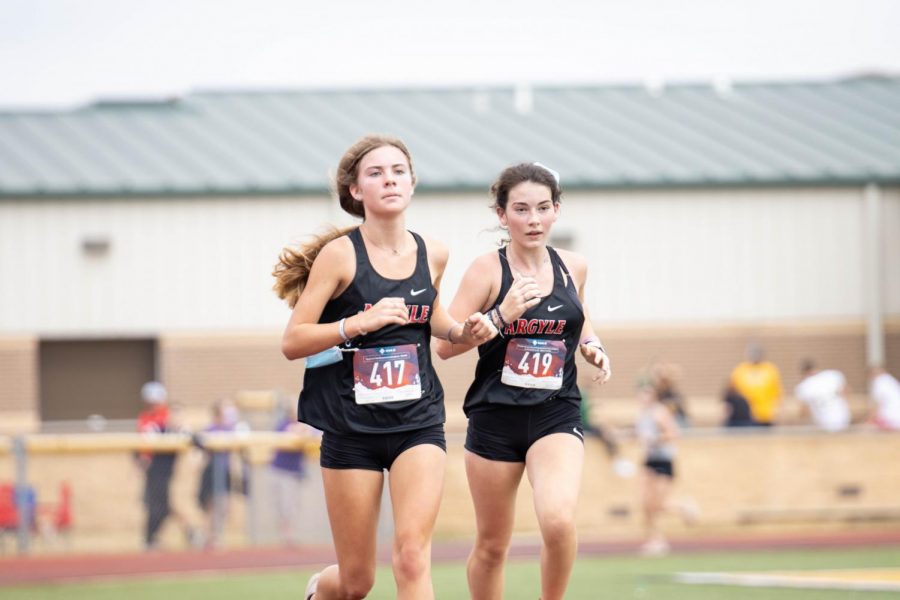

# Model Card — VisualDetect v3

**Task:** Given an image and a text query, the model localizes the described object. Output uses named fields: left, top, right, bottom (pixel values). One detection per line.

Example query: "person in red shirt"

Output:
left=136, top=381, right=196, bottom=549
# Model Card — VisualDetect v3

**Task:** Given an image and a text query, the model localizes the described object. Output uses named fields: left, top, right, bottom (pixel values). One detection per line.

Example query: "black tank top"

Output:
left=463, top=246, right=585, bottom=415
left=298, top=228, right=444, bottom=434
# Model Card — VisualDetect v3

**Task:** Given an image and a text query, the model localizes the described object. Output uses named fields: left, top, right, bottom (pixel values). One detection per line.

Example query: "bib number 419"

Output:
left=501, top=338, right=566, bottom=390
left=518, top=351, right=553, bottom=376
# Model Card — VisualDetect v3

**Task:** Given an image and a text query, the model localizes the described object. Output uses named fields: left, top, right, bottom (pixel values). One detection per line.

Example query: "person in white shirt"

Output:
left=793, top=360, right=851, bottom=432
left=869, top=366, right=900, bottom=431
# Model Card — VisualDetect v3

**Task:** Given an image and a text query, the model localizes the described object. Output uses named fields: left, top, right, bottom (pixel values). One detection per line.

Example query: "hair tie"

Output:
left=533, top=162, right=560, bottom=184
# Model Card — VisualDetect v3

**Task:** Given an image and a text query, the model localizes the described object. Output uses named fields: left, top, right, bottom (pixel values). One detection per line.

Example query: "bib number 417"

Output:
left=369, top=360, right=406, bottom=387
left=353, top=344, right=422, bottom=404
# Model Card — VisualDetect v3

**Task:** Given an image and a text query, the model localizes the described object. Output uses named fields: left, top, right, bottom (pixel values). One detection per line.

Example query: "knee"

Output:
left=539, top=510, right=576, bottom=548
left=642, top=492, right=664, bottom=513
left=472, top=536, right=510, bottom=568
left=392, top=539, right=430, bottom=583
left=340, top=569, right=375, bottom=599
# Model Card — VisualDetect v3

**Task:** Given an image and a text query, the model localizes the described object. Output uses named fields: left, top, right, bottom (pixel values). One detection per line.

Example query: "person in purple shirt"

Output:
left=195, top=398, right=247, bottom=548
left=270, top=406, right=319, bottom=545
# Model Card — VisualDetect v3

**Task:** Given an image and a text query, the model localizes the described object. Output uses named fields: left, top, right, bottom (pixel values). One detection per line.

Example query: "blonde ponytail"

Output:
left=272, top=225, right=358, bottom=307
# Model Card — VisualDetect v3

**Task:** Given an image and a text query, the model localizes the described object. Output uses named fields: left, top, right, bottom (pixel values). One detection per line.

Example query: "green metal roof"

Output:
left=1, top=77, right=899, bottom=197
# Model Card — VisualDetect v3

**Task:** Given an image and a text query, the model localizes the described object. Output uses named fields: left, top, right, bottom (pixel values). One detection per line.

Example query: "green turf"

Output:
left=5, top=546, right=899, bottom=599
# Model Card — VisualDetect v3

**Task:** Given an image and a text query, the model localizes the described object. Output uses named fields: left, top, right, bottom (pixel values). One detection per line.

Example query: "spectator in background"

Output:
left=580, top=391, right=635, bottom=478
left=270, top=404, right=318, bottom=546
left=136, top=381, right=195, bottom=550
left=651, top=362, right=690, bottom=427
left=868, top=366, right=900, bottom=431
left=730, top=343, right=784, bottom=426
left=721, top=382, right=755, bottom=428
left=635, top=385, right=698, bottom=556
left=195, top=398, right=248, bottom=549
left=793, top=360, right=851, bottom=432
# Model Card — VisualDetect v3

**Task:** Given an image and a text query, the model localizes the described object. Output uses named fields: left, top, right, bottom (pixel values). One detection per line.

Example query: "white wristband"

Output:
left=338, top=318, right=349, bottom=342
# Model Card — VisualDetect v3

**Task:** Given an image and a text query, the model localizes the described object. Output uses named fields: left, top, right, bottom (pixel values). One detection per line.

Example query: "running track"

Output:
left=2, top=530, right=900, bottom=586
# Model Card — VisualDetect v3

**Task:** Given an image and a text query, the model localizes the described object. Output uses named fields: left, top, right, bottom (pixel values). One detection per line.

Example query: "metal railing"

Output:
left=0, top=431, right=324, bottom=555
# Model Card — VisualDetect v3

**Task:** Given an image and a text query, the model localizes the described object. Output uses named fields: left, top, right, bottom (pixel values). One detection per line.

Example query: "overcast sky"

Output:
left=2, top=0, right=899, bottom=109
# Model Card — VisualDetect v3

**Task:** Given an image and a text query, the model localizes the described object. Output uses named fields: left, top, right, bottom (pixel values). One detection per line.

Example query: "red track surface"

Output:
left=2, top=530, right=900, bottom=586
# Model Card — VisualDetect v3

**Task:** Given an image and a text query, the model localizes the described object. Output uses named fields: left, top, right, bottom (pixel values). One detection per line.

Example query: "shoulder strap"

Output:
left=409, top=230, right=432, bottom=283
left=497, top=247, right=514, bottom=292
left=347, top=227, right=367, bottom=270
left=547, top=246, right=570, bottom=276
left=547, top=246, right=574, bottom=290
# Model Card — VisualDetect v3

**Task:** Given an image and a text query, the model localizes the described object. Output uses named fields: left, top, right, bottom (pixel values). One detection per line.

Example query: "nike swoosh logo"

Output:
left=547, top=304, right=563, bottom=312
left=410, top=288, right=427, bottom=296
left=572, top=427, right=584, bottom=439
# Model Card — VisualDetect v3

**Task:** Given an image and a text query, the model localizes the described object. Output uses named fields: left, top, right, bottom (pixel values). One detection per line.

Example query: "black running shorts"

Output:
left=644, top=458, right=675, bottom=478
left=465, top=400, right=583, bottom=463
left=320, top=424, right=446, bottom=471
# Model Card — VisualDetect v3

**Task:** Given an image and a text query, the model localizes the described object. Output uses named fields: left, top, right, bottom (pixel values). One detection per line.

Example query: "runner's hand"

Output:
left=456, top=312, right=497, bottom=346
left=354, top=297, right=409, bottom=334
left=580, top=343, right=612, bottom=384
left=498, top=276, right=541, bottom=322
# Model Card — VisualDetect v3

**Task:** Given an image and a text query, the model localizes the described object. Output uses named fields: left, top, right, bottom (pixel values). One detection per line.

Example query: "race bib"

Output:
left=353, top=344, right=422, bottom=404
left=501, top=338, right=566, bottom=390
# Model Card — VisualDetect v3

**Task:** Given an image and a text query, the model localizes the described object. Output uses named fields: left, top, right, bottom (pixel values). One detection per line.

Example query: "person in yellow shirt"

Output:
left=729, top=344, right=783, bottom=426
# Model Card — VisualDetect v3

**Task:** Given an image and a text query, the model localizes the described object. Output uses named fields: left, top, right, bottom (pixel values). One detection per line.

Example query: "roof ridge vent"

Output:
left=85, top=97, right=181, bottom=111
left=473, top=90, right=491, bottom=114
left=712, top=75, right=734, bottom=98
left=514, top=83, right=533, bottom=115
left=644, top=76, right=666, bottom=98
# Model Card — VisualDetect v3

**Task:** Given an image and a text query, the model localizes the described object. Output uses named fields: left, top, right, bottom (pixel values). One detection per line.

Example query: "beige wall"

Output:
left=0, top=336, right=36, bottom=411
left=586, top=320, right=884, bottom=399
left=0, top=335, right=38, bottom=437
left=158, top=332, right=304, bottom=412
left=439, top=429, right=900, bottom=541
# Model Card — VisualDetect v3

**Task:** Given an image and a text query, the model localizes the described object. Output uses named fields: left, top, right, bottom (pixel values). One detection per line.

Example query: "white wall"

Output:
left=0, top=196, right=339, bottom=334
left=883, top=187, right=900, bottom=315
left=416, top=186, right=900, bottom=325
left=1, top=186, right=897, bottom=336
left=568, top=186, right=897, bottom=324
